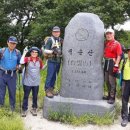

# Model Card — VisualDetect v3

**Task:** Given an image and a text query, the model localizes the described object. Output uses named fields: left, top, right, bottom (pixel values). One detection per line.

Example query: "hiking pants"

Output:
left=45, top=60, right=60, bottom=91
left=104, top=59, right=116, bottom=98
left=0, top=70, right=17, bottom=110
left=121, top=80, right=130, bottom=120
left=22, top=85, right=39, bottom=111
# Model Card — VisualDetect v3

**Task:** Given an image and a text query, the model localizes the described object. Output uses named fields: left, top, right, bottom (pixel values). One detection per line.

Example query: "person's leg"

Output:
left=104, top=71, right=111, bottom=99
left=107, top=74, right=116, bottom=104
left=44, top=61, right=56, bottom=98
left=31, top=86, right=39, bottom=116
left=50, top=63, right=60, bottom=95
left=0, top=71, right=7, bottom=106
left=32, top=86, right=39, bottom=109
left=22, top=85, right=31, bottom=111
left=44, top=61, right=55, bottom=91
left=50, top=62, right=60, bottom=88
left=121, top=80, right=130, bottom=127
left=6, top=73, right=17, bottom=110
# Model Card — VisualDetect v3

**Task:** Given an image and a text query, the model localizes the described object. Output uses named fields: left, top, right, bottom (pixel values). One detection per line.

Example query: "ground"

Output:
left=23, top=109, right=130, bottom=130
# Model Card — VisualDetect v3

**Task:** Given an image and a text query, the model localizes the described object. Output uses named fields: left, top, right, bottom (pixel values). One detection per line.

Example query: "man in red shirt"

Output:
left=104, top=28, right=122, bottom=104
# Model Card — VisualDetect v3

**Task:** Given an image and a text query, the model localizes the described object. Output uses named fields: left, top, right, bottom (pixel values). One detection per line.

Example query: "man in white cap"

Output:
left=103, top=28, right=122, bottom=104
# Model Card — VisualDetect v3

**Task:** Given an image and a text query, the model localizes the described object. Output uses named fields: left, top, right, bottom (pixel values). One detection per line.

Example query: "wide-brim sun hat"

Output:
left=29, top=47, right=41, bottom=54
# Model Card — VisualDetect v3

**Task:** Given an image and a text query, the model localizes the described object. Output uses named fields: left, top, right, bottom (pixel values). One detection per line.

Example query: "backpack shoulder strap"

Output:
left=24, top=57, right=31, bottom=73
left=0, top=48, right=6, bottom=58
left=15, top=49, right=20, bottom=56
left=1, top=47, right=6, bottom=54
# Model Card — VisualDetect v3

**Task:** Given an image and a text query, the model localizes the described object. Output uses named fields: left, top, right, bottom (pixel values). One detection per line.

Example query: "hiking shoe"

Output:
left=46, top=89, right=54, bottom=98
left=21, top=110, right=27, bottom=117
left=107, top=98, right=115, bottom=104
left=50, top=88, right=58, bottom=96
left=121, top=119, right=128, bottom=127
left=102, top=96, right=109, bottom=100
left=30, top=108, right=37, bottom=116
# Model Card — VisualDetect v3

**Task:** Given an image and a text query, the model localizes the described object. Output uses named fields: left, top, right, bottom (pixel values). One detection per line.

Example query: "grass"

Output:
left=48, top=108, right=115, bottom=126
left=0, top=108, right=25, bottom=130
left=48, top=102, right=121, bottom=126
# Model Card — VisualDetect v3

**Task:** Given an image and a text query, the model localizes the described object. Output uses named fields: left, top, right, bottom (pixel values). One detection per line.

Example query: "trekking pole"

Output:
left=18, top=72, right=22, bottom=114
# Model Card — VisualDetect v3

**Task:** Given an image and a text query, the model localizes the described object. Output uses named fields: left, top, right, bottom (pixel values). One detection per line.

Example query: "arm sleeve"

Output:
left=44, top=38, right=53, bottom=54
left=20, top=56, right=28, bottom=64
left=17, top=51, right=21, bottom=64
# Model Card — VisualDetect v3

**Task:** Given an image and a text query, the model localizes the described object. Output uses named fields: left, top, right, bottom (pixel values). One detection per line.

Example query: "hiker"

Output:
left=0, top=36, right=21, bottom=111
left=121, top=46, right=130, bottom=127
left=20, top=46, right=45, bottom=117
left=43, top=26, right=63, bottom=98
left=103, top=28, right=122, bottom=104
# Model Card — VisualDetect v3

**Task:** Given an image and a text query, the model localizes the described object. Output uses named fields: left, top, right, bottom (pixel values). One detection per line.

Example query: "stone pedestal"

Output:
left=43, top=96, right=114, bottom=118
left=43, top=13, right=115, bottom=119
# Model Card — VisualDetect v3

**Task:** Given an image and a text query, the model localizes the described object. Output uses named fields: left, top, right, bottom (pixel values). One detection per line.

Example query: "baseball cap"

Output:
left=105, top=28, right=115, bottom=34
left=52, top=26, right=60, bottom=32
left=8, top=36, right=18, bottom=44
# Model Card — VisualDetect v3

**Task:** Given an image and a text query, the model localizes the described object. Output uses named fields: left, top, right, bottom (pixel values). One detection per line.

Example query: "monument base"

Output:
left=43, top=95, right=115, bottom=119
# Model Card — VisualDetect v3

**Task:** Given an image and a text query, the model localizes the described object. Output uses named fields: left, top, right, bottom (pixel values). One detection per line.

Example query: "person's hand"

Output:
left=113, top=64, right=119, bottom=73
left=18, top=65, right=22, bottom=73
left=52, top=48, right=62, bottom=55
left=23, top=46, right=28, bottom=55
left=52, top=47, right=58, bottom=55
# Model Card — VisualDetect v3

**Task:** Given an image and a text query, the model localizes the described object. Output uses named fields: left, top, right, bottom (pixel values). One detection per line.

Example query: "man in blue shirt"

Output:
left=0, top=36, right=21, bottom=111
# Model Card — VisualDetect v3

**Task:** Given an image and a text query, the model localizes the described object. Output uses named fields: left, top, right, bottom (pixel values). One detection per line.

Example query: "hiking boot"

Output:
left=30, top=108, right=37, bottom=116
left=121, top=119, right=128, bottom=127
left=21, top=110, right=27, bottom=117
left=50, top=88, right=58, bottom=96
left=102, top=96, right=109, bottom=100
left=107, top=98, right=115, bottom=104
left=46, top=89, right=54, bottom=98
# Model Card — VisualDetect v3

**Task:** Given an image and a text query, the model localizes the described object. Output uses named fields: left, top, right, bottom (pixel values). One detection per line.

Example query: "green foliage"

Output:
left=48, top=105, right=115, bottom=126
left=0, top=0, right=130, bottom=49
left=0, top=108, right=25, bottom=130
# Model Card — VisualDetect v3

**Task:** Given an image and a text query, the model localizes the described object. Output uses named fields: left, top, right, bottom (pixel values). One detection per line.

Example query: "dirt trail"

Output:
left=23, top=109, right=130, bottom=130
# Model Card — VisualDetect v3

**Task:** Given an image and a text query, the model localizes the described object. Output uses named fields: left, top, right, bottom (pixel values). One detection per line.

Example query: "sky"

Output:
left=114, top=19, right=130, bottom=31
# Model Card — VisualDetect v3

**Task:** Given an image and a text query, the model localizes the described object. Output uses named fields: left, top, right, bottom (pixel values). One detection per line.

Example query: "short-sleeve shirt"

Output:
left=0, top=47, right=21, bottom=70
left=104, top=40, right=122, bottom=58
left=22, top=57, right=43, bottom=86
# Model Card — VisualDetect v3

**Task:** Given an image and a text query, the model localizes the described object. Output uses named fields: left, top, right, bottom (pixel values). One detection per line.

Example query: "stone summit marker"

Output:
left=43, top=13, right=114, bottom=118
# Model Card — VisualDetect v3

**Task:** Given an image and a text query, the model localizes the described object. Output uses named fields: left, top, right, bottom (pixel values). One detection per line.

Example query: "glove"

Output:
left=52, top=47, right=62, bottom=55
left=17, top=65, right=22, bottom=74
left=113, top=65, right=119, bottom=73
left=23, top=46, right=28, bottom=55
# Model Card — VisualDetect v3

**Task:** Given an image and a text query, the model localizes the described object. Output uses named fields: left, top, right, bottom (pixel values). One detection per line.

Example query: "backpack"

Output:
left=42, top=36, right=61, bottom=59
